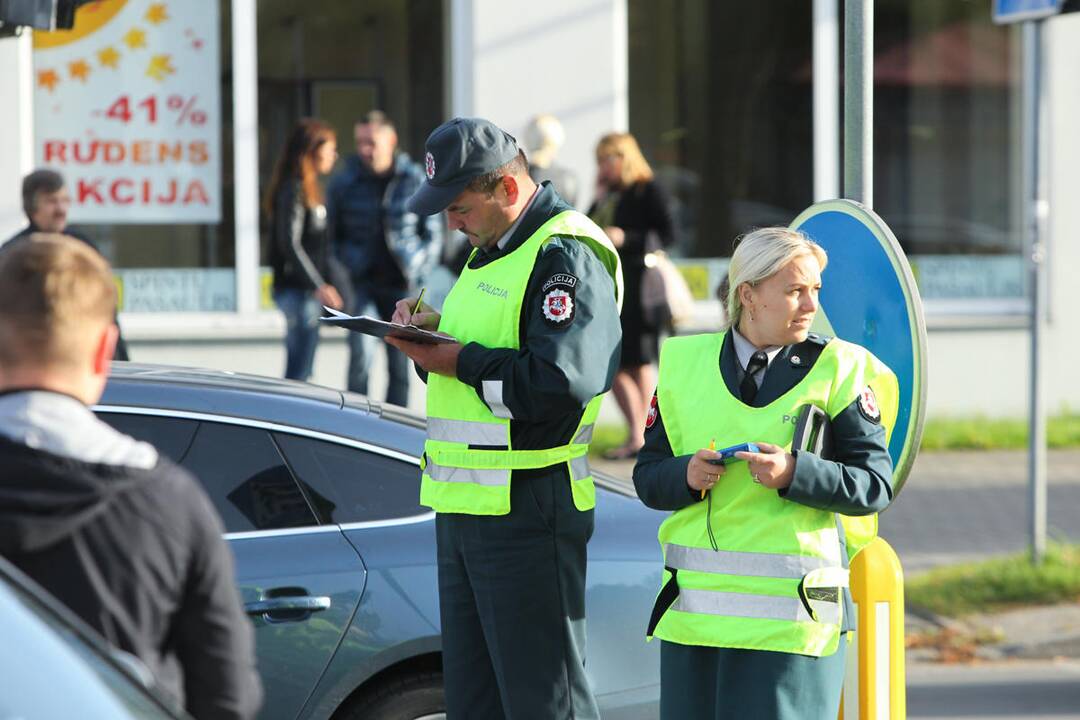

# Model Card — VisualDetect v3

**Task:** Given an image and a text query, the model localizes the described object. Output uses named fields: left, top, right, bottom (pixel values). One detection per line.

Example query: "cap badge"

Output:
left=424, top=152, right=436, bottom=180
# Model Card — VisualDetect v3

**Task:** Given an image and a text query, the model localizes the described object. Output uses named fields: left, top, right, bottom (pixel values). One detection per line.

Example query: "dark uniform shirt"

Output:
left=446, top=182, right=622, bottom=455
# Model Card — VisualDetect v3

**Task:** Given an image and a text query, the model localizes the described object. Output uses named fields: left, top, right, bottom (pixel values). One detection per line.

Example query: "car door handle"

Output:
left=245, top=596, right=331, bottom=616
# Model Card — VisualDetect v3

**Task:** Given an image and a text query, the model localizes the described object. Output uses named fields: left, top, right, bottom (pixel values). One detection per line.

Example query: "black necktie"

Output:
left=740, top=351, right=769, bottom=404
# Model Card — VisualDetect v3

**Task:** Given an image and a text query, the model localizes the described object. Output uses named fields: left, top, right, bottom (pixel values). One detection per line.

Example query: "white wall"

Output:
left=0, top=34, right=34, bottom=239
left=449, top=0, right=628, bottom=210
left=1042, top=13, right=1080, bottom=416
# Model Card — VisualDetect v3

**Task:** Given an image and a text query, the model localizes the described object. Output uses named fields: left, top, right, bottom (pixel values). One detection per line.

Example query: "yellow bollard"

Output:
left=839, top=536, right=906, bottom=720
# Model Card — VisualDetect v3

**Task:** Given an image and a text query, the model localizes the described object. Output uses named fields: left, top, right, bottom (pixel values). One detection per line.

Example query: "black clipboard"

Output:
left=319, top=307, right=456, bottom=345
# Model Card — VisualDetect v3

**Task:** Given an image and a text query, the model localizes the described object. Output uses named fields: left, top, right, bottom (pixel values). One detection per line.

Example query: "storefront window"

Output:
left=254, top=0, right=444, bottom=279
left=32, top=0, right=233, bottom=311
left=628, top=0, right=1022, bottom=305
left=30, top=0, right=441, bottom=313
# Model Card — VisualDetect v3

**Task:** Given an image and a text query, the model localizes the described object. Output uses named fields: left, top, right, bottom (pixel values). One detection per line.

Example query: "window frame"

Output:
left=92, top=404, right=432, bottom=534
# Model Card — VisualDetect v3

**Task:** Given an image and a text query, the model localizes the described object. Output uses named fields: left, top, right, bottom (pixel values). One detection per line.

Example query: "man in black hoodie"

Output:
left=0, top=234, right=262, bottom=720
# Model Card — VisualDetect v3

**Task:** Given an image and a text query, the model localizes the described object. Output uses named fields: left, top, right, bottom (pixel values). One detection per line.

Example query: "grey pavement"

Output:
left=907, top=659, right=1080, bottom=719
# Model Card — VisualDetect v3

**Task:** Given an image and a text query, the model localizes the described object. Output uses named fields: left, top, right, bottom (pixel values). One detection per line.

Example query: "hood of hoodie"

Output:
left=0, top=391, right=159, bottom=554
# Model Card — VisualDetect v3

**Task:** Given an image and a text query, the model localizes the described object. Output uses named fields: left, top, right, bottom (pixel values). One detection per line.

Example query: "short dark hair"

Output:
left=465, top=150, right=530, bottom=194
left=22, top=169, right=65, bottom=218
left=358, top=110, right=396, bottom=134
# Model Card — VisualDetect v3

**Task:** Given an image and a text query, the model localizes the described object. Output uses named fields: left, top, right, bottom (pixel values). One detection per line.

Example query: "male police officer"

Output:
left=386, top=118, right=623, bottom=719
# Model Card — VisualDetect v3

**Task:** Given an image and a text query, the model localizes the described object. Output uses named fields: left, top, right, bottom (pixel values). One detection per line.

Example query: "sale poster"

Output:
left=33, top=0, right=221, bottom=223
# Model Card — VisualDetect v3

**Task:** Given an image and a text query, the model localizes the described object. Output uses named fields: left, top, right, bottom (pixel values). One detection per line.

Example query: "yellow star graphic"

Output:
left=146, top=54, right=175, bottom=82
left=68, top=60, right=91, bottom=81
left=123, top=28, right=147, bottom=50
left=38, top=69, right=60, bottom=92
left=98, top=46, right=121, bottom=68
left=145, top=3, right=169, bottom=25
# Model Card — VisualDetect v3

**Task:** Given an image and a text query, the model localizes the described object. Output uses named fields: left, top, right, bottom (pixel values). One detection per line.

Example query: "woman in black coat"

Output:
left=265, top=118, right=345, bottom=381
left=588, top=132, right=676, bottom=459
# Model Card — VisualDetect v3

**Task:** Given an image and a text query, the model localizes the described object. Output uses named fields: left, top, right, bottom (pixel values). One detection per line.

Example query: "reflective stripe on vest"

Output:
left=665, top=543, right=835, bottom=579
left=425, top=459, right=510, bottom=487
left=676, top=589, right=814, bottom=623
left=421, top=210, right=622, bottom=516
left=427, top=418, right=509, bottom=447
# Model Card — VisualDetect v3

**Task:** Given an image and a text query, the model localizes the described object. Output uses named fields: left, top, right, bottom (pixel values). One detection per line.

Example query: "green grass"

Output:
left=919, top=413, right=1080, bottom=450
left=906, top=544, right=1080, bottom=617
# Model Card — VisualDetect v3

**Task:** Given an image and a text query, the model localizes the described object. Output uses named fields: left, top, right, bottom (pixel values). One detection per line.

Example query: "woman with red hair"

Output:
left=265, top=118, right=345, bottom=381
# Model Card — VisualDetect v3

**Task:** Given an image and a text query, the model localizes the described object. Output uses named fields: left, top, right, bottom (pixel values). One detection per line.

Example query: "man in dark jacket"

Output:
left=0, top=234, right=262, bottom=720
left=6, top=168, right=129, bottom=360
left=327, top=110, right=443, bottom=405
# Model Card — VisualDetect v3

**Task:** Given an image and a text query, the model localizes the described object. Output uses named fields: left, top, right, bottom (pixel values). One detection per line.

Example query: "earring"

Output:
left=748, top=308, right=755, bottom=322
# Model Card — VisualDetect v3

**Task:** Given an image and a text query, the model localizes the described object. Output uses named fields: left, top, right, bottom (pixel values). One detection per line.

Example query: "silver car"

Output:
left=96, top=364, right=664, bottom=720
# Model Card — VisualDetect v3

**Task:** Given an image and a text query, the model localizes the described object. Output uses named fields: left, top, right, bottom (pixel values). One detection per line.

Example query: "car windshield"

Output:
left=0, top=572, right=181, bottom=719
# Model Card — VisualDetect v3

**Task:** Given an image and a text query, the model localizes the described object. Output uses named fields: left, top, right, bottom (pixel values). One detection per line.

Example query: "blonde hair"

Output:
left=725, top=227, right=827, bottom=329
left=595, top=132, right=653, bottom=187
left=0, top=233, right=116, bottom=369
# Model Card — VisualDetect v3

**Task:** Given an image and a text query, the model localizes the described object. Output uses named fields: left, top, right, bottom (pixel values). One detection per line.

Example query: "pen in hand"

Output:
left=703, top=438, right=716, bottom=499
left=411, top=287, right=427, bottom=321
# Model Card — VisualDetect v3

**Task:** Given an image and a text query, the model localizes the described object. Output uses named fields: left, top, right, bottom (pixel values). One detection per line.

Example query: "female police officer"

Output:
left=632, top=226, right=898, bottom=720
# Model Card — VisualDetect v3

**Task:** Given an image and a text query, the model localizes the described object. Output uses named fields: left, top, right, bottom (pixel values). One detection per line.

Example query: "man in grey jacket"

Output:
left=0, top=234, right=262, bottom=720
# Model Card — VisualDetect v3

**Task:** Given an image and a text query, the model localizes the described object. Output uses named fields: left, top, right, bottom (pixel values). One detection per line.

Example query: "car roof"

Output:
left=102, top=362, right=426, bottom=456
left=101, top=363, right=635, bottom=498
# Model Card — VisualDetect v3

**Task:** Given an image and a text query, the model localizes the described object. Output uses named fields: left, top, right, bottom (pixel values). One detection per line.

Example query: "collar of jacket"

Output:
left=470, top=181, right=572, bottom=267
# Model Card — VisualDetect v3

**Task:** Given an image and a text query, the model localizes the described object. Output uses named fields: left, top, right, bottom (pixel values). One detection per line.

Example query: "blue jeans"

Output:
left=347, top=283, right=410, bottom=406
left=275, top=288, right=322, bottom=381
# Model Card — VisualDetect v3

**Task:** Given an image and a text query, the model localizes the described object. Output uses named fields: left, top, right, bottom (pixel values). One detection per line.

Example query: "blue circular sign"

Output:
left=791, top=200, right=927, bottom=494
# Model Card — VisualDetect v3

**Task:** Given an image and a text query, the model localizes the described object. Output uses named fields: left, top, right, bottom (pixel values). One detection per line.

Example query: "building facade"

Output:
left=1, top=0, right=1077, bottom=418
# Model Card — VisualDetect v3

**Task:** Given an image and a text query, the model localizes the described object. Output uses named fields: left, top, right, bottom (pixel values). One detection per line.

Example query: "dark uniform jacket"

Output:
left=633, top=331, right=894, bottom=628
left=442, top=182, right=622, bottom=460
left=0, top=391, right=262, bottom=720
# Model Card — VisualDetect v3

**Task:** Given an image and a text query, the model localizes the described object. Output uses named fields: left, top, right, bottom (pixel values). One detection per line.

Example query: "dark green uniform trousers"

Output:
left=435, top=466, right=600, bottom=720
left=659, top=638, right=847, bottom=720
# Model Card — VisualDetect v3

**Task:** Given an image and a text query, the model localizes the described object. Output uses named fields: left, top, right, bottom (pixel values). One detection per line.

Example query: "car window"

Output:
left=183, top=423, right=318, bottom=533
left=273, top=433, right=424, bottom=524
left=95, top=412, right=198, bottom=463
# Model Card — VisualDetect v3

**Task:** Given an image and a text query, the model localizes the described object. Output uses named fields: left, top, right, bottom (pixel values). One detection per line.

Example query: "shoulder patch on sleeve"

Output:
left=645, top=394, right=659, bottom=429
left=857, top=385, right=881, bottom=424
left=541, top=284, right=576, bottom=327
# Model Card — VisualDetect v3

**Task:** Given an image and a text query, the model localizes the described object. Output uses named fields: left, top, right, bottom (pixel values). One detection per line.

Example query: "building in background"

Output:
left=1, top=0, right=1077, bottom=418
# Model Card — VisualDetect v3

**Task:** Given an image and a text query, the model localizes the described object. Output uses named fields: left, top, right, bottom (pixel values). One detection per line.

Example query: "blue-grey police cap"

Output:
left=406, top=117, right=521, bottom=216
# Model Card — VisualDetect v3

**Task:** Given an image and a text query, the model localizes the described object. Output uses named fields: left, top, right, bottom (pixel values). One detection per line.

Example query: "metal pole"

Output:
left=232, top=0, right=259, bottom=314
left=813, top=0, right=840, bottom=202
left=843, top=0, right=873, bottom=207
left=1022, top=20, right=1047, bottom=565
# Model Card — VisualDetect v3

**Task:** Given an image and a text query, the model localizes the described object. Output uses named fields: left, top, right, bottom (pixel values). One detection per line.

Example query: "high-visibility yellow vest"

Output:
left=649, top=332, right=897, bottom=657
left=421, top=210, right=623, bottom=516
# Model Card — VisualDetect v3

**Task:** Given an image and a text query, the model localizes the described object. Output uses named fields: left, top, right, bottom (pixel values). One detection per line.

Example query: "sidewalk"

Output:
left=593, top=448, right=1080, bottom=661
